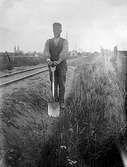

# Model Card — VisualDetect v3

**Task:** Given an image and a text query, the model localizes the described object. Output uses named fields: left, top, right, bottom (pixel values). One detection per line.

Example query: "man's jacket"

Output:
left=43, top=37, right=68, bottom=70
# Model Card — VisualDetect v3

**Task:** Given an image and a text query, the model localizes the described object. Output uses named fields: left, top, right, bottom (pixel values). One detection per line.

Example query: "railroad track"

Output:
left=0, top=65, right=48, bottom=88
left=0, top=56, right=98, bottom=88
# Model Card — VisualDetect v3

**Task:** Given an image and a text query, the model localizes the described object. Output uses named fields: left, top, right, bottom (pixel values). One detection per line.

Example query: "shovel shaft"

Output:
left=51, top=66, right=56, bottom=98
left=48, top=66, right=60, bottom=117
left=52, top=70, right=55, bottom=97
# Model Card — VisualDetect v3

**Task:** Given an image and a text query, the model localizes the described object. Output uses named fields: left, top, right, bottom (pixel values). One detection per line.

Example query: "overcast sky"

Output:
left=0, top=0, right=127, bottom=52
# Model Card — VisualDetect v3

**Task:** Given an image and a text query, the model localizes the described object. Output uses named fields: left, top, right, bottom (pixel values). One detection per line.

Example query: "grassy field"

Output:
left=0, top=66, right=75, bottom=167
left=0, top=54, right=126, bottom=167
left=0, top=55, right=46, bottom=71
left=1, top=83, right=50, bottom=166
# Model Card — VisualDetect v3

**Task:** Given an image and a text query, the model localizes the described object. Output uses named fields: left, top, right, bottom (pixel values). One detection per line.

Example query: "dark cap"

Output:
left=53, top=22, right=62, bottom=28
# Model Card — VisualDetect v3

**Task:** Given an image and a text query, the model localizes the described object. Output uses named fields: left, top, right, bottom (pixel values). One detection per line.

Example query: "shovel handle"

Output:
left=51, top=66, right=56, bottom=98
left=52, top=70, right=54, bottom=97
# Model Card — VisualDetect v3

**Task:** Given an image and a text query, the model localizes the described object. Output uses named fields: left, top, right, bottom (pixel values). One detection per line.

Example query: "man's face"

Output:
left=53, top=25, right=62, bottom=38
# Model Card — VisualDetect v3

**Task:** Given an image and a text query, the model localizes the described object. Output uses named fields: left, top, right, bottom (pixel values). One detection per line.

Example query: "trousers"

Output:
left=49, top=65, right=67, bottom=103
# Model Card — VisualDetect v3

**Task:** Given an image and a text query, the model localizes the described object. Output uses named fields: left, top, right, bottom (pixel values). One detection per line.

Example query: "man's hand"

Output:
left=53, top=61, right=59, bottom=66
left=47, top=59, right=52, bottom=66
left=53, top=59, right=62, bottom=66
left=47, top=58, right=62, bottom=66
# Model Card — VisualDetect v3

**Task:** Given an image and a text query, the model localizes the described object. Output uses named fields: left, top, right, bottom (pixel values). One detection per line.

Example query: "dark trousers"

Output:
left=49, top=66, right=67, bottom=103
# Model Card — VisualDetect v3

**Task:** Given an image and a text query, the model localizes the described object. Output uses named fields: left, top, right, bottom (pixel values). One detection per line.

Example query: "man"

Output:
left=43, top=22, right=68, bottom=109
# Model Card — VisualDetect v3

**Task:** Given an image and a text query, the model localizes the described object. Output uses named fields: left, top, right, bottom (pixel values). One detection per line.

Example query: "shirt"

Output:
left=43, top=37, right=69, bottom=62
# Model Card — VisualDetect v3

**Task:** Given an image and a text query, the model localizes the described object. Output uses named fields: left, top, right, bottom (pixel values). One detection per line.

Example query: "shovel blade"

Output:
left=48, top=102, right=60, bottom=117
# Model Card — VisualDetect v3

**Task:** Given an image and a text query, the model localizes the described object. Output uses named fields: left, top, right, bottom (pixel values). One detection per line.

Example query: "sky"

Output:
left=0, top=0, right=127, bottom=52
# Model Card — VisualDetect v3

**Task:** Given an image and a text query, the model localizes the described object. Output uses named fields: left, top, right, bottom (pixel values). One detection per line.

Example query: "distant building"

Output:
left=70, top=50, right=78, bottom=57
left=14, top=45, right=23, bottom=55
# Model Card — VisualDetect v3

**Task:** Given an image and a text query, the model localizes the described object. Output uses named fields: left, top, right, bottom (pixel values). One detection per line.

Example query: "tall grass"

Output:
left=57, top=61, right=126, bottom=166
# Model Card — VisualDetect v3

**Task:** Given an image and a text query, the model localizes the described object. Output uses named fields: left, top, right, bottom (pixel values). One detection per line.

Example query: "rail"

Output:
left=0, top=64, right=47, bottom=78
left=0, top=65, right=48, bottom=88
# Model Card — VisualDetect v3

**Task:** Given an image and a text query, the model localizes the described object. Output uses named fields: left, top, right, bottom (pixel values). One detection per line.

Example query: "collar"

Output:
left=54, top=37, right=60, bottom=40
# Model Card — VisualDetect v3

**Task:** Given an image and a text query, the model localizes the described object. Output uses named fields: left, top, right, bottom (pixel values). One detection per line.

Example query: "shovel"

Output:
left=48, top=66, right=60, bottom=117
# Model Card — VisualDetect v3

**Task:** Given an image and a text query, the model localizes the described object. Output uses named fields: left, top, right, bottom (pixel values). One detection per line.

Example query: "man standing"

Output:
left=43, top=22, right=68, bottom=109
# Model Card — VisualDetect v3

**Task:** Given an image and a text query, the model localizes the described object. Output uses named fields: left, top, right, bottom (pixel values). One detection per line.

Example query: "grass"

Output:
left=55, top=59, right=126, bottom=166
left=0, top=55, right=46, bottom=70
left=0, top=54, right=126, bottom=167
left=1, top=81, right=52, bottom=167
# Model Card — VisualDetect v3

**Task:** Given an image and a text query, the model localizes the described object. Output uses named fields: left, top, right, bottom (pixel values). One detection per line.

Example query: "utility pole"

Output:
left=66, top=32, right=68, bottom=40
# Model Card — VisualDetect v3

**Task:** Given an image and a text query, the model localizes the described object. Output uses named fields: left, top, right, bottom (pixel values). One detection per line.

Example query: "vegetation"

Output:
left=56, top=58, right=126, bottom=166
left=0, top=54, right=126, bottom=167
left=0, top=54, right=46, bottom=70
left=1, top=81, right=51, bottom=167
